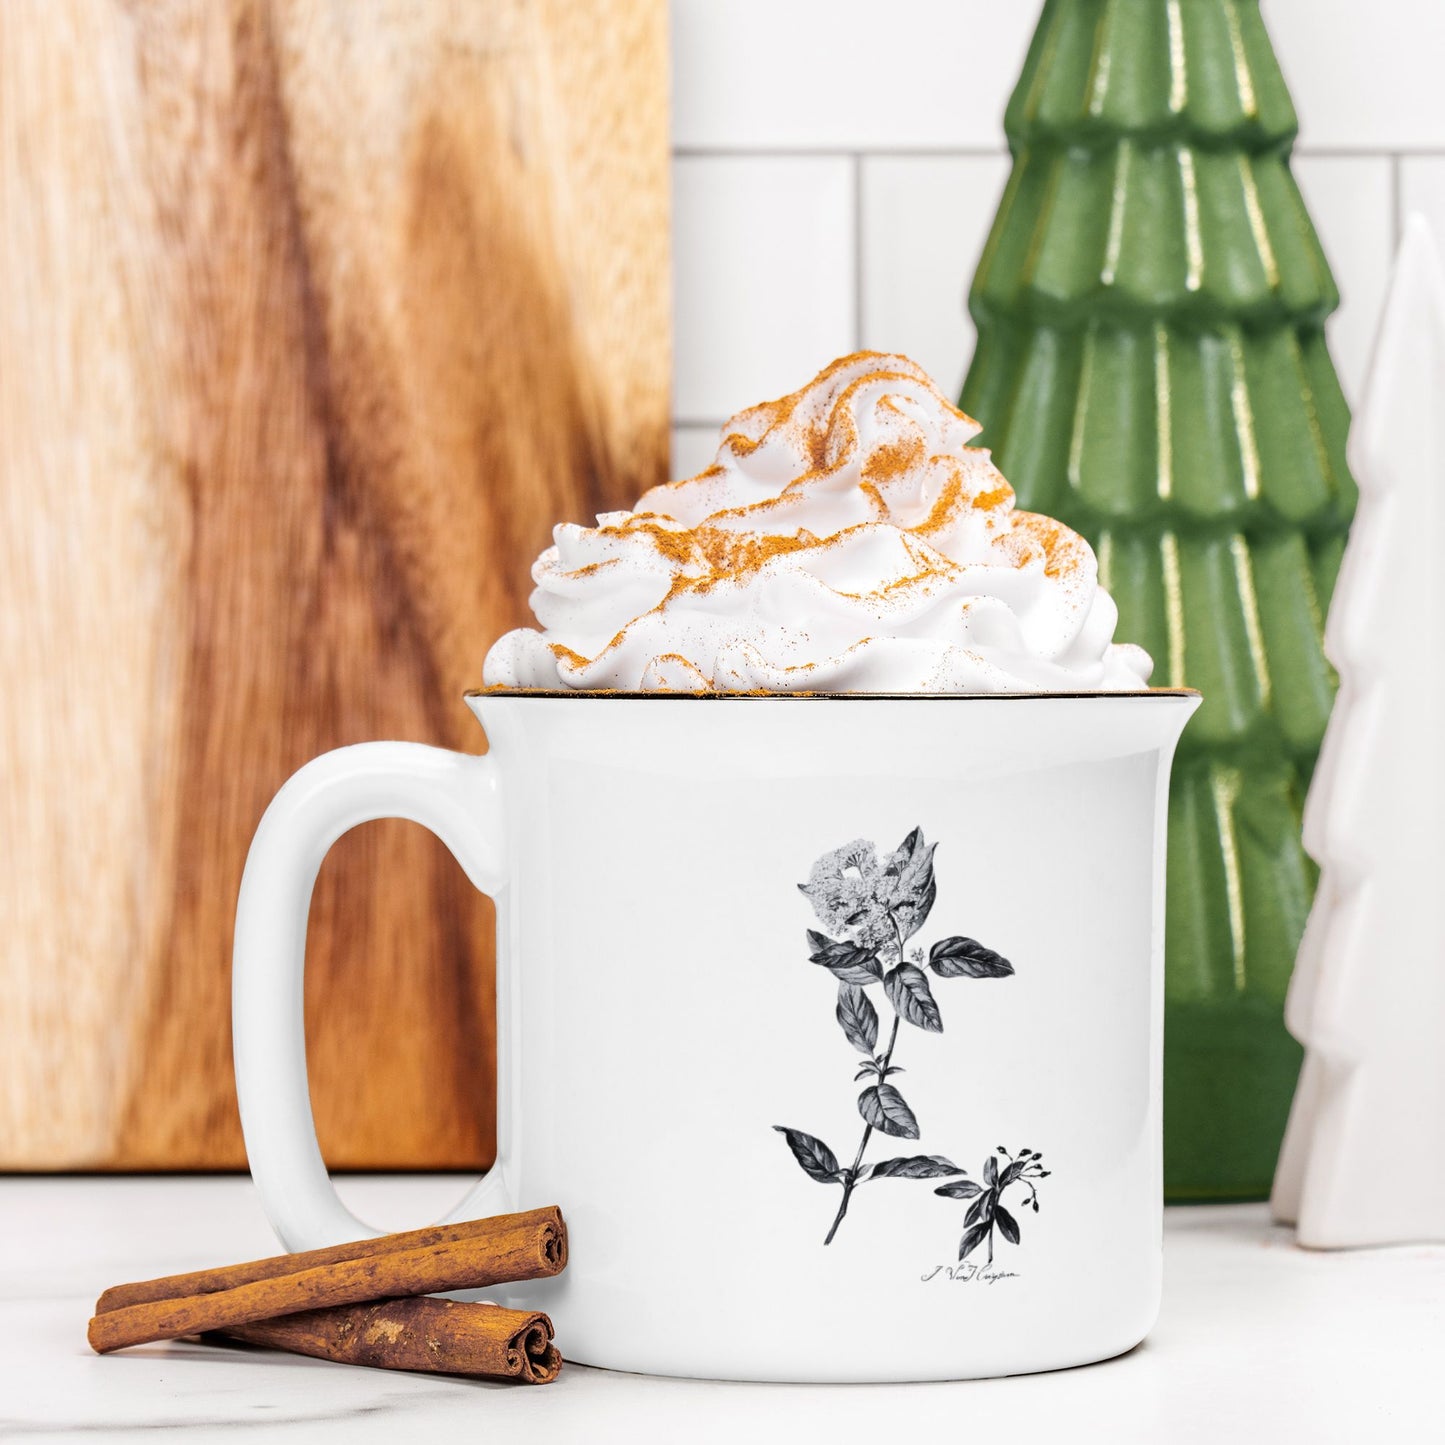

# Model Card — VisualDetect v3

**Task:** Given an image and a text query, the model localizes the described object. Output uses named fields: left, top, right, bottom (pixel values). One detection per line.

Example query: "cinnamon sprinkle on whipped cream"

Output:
left=483, top=352, right=1153, bottom=693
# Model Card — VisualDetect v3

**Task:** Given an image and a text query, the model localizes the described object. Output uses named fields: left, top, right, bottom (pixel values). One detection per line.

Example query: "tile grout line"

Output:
left=675, top=146, right=1445, bottom=160
left=672, top=145, right=1011, bottom=161
left=1391, top=152, right=1403, bottom=249
left=852, top=153, right=865, bottom=352
left=1292, top=146, right=1445, bottom=160
left=672, top=146, right=1445, bottom=162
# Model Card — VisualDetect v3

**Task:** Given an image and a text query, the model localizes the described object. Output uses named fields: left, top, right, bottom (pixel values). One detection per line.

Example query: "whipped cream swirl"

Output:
left=483, top=353, right=1152, bottom=693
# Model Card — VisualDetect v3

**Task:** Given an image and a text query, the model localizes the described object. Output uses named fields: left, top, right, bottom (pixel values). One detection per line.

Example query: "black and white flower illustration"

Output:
left=774, top=826, right=1028, bottom=1246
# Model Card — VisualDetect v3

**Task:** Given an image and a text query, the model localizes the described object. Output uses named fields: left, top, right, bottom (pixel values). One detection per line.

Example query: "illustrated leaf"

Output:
left=772, top=1126, right=841, bottom=1183
left=984, top=1154, right=999, bottom=1186
left=835, top=983, right=880, bottom=1054
left=895, top=874, right=937, bottom=942
left=808, top=930, right=884, bottom=985
left=896, top=827, right=934, bottom=879
left=884, top=827, right=938, bottom=940
left=995, top=1204, right=1021, bottom=1245
left=872, top=832, right=942, bottom=942
left=1000, top=1159, right=1027, bottom=1187
left=933, top=1178, right=985, bottom=1198
left=884, top=963, right=943, bottom=1033
left=928, top=936, right=1015, bottom=980
left=868, top=1155, right=965, bottom=1181
left=857, top=1082, right=920, bottom=1139
left=959, top=1220, right=991, bottom=1261
left=965, top=1191, right=993, bottom=1227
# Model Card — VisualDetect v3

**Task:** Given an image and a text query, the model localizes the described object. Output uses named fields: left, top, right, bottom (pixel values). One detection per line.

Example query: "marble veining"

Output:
left=2, top=1177, right=1440, bottom=1442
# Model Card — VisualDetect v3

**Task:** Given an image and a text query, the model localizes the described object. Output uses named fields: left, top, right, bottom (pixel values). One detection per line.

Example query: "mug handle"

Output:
left=232, top=741, right=508, bottom=1250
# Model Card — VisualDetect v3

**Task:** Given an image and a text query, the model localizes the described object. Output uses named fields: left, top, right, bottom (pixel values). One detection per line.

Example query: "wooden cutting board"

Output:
left=0, top=0, right=669, bottom=1168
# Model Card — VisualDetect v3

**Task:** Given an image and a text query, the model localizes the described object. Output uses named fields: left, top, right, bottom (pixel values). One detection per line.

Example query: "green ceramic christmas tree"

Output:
left=962, top=0, right=1356, bottom=1198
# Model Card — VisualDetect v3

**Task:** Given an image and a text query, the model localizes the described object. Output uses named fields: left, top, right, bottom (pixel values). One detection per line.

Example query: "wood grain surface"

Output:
left=0, top=0, right=669, bottom=1168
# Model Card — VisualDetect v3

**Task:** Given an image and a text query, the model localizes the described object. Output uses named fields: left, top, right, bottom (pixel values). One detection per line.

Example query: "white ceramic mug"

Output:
left=233, top=689, right=1199, bottom=1382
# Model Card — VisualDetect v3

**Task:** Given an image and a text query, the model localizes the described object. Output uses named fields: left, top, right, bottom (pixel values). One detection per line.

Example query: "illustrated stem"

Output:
left=880, top=1012, right=902, bottom=1069
left=822, top=1142, right=868, bottom=1246
left=822, top=1002, right=903, bottom=1245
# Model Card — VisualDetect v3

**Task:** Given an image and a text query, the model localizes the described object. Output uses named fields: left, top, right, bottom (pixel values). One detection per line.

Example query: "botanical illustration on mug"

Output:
left=773, top=827, right=1050, bottom=1262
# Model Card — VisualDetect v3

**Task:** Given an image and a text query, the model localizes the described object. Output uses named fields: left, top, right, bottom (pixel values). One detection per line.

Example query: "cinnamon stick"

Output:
left=88, top=1206, right=566, bottom=1355
left=95, top=1207, right=565, bottom=1313
left=210, top=1298, right=561, bottom=1383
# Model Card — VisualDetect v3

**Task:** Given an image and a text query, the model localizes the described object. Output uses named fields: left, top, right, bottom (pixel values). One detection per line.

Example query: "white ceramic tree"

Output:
left=1272, top=217, right=1445, bottom=1247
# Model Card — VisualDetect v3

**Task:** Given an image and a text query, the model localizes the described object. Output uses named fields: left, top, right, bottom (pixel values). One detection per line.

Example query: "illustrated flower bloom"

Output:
left=798, top=839, right=896, bottom=952
left=799, top=828, right=941, bottom=951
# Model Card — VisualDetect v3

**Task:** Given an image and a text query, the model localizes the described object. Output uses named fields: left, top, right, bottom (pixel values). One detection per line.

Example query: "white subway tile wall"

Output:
left=669, top=0, right=1445, bottom=479
left=860, top=156, right=1012, bottom=401
left=1401, top=158, right=1445, bottom=253
left=670, top=423, right=724, bottom=482
left=672, top=155, right=856, bottom=423
left=672, top=1, right=1035, bottom=152
left=1293, top=156, right=1396, bottom=402
left=1266, top=0, right=1445, bottom=150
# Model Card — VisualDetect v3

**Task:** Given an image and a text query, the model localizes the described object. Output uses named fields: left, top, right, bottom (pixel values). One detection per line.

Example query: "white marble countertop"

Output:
left=2, top=1176, right=1441, bottom=1443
